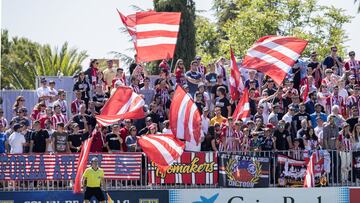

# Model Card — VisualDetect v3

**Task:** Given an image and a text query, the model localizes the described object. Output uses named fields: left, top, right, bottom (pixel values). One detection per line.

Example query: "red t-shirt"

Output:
left=120, top=127, right=129, bottom=151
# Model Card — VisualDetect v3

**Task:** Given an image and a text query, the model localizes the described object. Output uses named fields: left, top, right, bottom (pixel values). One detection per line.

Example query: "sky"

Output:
left=1, top=0, right=360, bottom=68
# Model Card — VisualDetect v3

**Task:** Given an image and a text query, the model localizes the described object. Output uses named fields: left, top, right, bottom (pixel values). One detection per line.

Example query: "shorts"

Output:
left=84, top=187, right=105, bottom=201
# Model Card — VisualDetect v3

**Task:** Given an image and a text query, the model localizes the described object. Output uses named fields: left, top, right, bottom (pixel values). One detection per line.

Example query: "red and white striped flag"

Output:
left=242, top=36, right=308, bottom=85
left=117, top=9, right=136, bottom=42
left=229, top=47, right=244, bottom=101
left=135, top=12, right=181, bottom=62
left=232, top=88, right=251, bottom=122
left=73, top=130, right=95, bottom=193
left=169, top=86, right=202, bottom=145
left=304, top=152, right=316, bottom=187
left=96, top=86, right=145, bottom=126
left=138, top=134, right=185, bottom=173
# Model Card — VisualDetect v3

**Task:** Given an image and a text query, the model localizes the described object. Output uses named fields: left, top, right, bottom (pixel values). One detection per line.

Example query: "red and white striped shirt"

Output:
left=345, top=59, right=360, bottom=78
left=338, top=133, right=352, bottom=151
left=326, top=94, right=345, bottom=115
left=51, top=113, right=68, bottom=128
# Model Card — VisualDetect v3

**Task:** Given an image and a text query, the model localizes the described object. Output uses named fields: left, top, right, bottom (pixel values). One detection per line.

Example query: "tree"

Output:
left=195, top=16, right=221, bottom=63
left=154, top=0, right=196, bottom=68
left=1, top=30, right=88, bottom=89
left=206, top=0, right=352, bottom=59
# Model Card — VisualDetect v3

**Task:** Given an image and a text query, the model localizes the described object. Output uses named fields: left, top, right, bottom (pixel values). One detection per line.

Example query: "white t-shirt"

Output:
left=8, top=132, right=25, bottom=154
left=37, top=86, right=50, bottom=98
left=282, top=112, right=293, bottom=124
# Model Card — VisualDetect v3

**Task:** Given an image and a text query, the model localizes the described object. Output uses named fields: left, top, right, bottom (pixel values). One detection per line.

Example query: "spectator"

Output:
left=215, top=86, right=231, bottom=117
left=71, top=90, right=84, bottom=115
left=0, top=123, right=8, bottom=153
left=185, top=60, right=202, bottom=97
left=73, top=71, right=90, bottom=107
left=323, top=115, right=339, bottom=150
left=329, top=105, right=345, bottom=128
left=211, top=74, right=228, bottom=101
left=274, top=120, right=292, bottom=150
left=345, top=51, right=360, bottom=80
left=261, top=127, right=275, bottom=151
left=8, top=123, right=26, bottom=154
left=310, top=103, right=327, bottom=128
left=346, top=106, right=359, bottom=132
left=12, top=96, right=27, bottom=116
left=103, top=60, right=116, bottom=91
left=139, top=117, right=153, bottom=136
left=323, top=46, right=344, bottom=76
left=162, top=120, right=172, bottom=134
left=125, top=126, right=139, bottom=152
left=147, top=123, right=159, bottom=134
left=292, top=103, right=311, bottom=133
left=68, top=123, right=87, bottom=153
left=112, top=68, right=126, bottom=88
left=36, top=78, right=50, bottom=105
left=120, top=119, right=132, bottom=151
left=337, top=123, right=353, bottom=183
left=139, top=77, right=155, bottom=106
left=268, top=104, right=280, bottom=127
left=11, top=107, right=30, bottom=128
left=0, top=108, right=8, bottom=129
left=210, top=107, right=226, bottom=126
left=53, top=89, right=68, bottom=116
left=215, top=57, right=228, bottom=84
left=303, top=128, right=319, bottom=150
left=245, top=70, right=259, bottom=89
left=51, top=104, right=68, bottom=128
left=95, top=71, right=108, bottom=94
left=314, top=117, right=324, bottom=146
left=159, top=59, right=170, bottom=73
left=52, top=122, right=69, bottom=153
left=106, top=124, right=123, bottom=152
left=93, top=84, right=108, bottom=113
left=307, top=51, right=322, bottom=88
left=346, top=85, right=360, bottom=117
left=84, top=59, right=99, bottom=89
left=174, top=59, right=186, bottom=85
left=44, top=119, right=55, bottom=153
left=30, top=120, right=49, bottom=153
left=48, top=80, right=58, bottom=108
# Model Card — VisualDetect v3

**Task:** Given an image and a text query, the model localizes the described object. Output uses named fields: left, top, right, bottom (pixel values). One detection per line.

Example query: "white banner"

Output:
left=169, top=187, right=349, bottom=203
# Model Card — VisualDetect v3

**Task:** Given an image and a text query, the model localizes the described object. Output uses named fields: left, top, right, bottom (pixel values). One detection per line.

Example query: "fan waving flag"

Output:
left=169, top=86, right=201, bottom=145
left=96, top=86, right=145, bottom=126
left=73, top=129, right=95, bottom=193
left=135, top=12, right=181, bottom=62
left=232, top=88, right=251, bottom=122
left=229, top=47, right=244, bottom=101
left=138, top=134, right=185, bottom=173
left=242, top=36, right=308, bottom=85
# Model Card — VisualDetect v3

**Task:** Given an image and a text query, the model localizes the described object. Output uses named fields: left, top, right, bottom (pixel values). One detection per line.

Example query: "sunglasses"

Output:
left=332, top=49, right=337, bottom=52
left=350, top=54, right=355, bottom=57
left=19, top=99, right=25, bottom=102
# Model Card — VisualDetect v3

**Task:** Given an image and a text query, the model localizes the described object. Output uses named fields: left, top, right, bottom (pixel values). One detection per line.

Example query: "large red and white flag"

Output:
left=232, top=88, right=251, bottom=122
left=242, top=36, right=308, bottom=85
left=169, top=86, right=202, bottom=145
left=117, top=9, right=136, bottom=42
left=96, top=86, right=145, bottom=126
left=304, top=152, right=316, bottom=187
left=138, top=134, right=185, bottom=173
left=229, top=47, right=244, bottom=101
left=135, top=12, right=181, bottom=62
left=73, top=130, right=95, bottom=193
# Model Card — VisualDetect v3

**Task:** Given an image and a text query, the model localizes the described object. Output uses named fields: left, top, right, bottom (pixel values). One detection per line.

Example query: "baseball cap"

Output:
left=40, top=78, right=47, bottom=83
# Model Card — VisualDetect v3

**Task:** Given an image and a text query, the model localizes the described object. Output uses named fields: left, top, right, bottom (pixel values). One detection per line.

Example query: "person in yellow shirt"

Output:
left=82, top=157, right=106, bottom=203
left=210, top=107, right=227, bottom=126
left=103, top=60, right=116, bottom=91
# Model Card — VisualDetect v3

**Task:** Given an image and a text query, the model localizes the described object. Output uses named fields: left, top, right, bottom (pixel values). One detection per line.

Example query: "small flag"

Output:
left=107, top=192, right=114, bottom=203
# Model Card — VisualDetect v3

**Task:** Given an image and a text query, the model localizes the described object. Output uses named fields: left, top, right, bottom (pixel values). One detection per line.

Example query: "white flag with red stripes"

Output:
left=135, top=11, right=181, bottom=62
left=304, top=152, right=316, bottom=187
left=96, top=86, right=145, bottom=126
left=229, top=47, right=244, bottom=101
left=232, top=88, right=251, bottom=122
left=169, top=86, right=202, bottom=145
left=242, top=36, right=308, bottom=85
left=138, top=134, right=185, bottom=173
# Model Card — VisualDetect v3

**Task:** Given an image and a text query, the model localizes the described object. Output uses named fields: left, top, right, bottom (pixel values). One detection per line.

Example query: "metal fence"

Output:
left=0, top=150, right=359, bottom=191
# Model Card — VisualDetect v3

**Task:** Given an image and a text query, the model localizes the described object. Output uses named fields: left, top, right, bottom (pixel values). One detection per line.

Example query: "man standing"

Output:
left=103, top=60, right=116, bottom=91
left=323, top=46, right=344, bottom=76
left=30, top=120, right=50, bottom=153
left=82, top=157, right=106, bottom=203
left=185, top=60, right=202, bottom=97
left=344, top=51, right=360, bottom=80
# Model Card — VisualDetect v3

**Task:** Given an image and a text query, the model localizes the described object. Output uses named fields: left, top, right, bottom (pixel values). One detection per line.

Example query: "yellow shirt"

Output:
left=103, top=68, right=116, bottom=86
left=210, top=115, right=226, bottom=126
left=82, top=167, right=104, bottom=187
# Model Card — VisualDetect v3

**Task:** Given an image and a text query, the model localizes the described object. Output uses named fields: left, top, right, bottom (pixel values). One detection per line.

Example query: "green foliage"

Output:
left=203, top=0, right=352, bottom=60
left=1, top=30, right=88, bottom=89
left=154, top=0, right=196, bottom=68
left=195, top=16, right=221, bottom=64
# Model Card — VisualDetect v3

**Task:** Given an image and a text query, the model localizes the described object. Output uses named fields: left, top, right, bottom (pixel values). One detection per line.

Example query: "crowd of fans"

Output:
left=0, top=46, right=360, bottom=162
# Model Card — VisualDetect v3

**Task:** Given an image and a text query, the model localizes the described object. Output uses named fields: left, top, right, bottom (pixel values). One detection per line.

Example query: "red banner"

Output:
left=147, top=152, right=218, bottom=185
left=0, top=153, right=142, bottom=180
